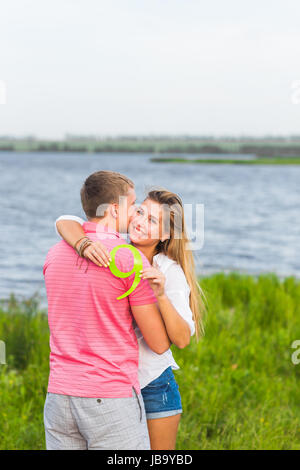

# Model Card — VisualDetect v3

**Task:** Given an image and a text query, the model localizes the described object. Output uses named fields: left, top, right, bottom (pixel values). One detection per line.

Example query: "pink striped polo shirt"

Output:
left=43, top=222, right=157, bottom=398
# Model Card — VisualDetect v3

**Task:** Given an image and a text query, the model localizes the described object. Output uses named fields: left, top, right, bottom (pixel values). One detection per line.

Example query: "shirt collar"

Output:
left=83, top=221, right=123, bottom=239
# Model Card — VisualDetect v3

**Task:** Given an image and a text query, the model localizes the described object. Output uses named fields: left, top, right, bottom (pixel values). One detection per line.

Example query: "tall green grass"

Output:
left=0, top=272, right=299, bottom=449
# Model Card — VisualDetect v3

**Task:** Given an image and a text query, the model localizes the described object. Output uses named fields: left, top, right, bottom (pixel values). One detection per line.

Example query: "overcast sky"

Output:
left=1, top=0, right=300, bottom=139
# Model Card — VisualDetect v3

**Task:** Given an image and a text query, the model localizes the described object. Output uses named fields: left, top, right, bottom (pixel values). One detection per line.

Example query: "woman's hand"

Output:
left=81, top=241, right=111, bottom=267
left=140, top=263, right=166, bottom=298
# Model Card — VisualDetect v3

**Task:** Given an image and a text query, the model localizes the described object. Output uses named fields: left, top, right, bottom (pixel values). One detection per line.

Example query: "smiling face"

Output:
left=128, top=198, right=168, bottom=247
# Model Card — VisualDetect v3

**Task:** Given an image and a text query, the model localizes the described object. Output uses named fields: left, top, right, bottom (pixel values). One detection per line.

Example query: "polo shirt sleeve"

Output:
left=164, top=263, right=196, bottom=336
left=43, top=252, right=50, bottom=276
left=55, top=215, right=86, bottom=237
left=127, top=252, right=157, bottom=306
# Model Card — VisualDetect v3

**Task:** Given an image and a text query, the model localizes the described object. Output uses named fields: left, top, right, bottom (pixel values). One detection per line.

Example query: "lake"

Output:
left=0, top=151, right=299, bottom=301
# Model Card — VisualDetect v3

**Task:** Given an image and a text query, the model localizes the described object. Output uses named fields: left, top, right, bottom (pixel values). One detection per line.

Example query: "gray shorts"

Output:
left=43, top=387, right=150, bottom=450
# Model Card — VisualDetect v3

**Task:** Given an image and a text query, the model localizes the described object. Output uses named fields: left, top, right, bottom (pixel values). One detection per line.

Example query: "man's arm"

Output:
left=131, top=303, right=171, bottom=354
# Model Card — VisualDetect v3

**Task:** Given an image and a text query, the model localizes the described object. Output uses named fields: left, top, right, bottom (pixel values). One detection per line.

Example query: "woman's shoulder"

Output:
left=153, top=253, right=177, bottom=272
left=154, top=253, right=188, bottom=286
left=154, top=253, right=190, bottom=295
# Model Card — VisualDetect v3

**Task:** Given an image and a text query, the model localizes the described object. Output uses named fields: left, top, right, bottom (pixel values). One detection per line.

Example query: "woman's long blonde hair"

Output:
left=147, top=189, right=207, bottom=340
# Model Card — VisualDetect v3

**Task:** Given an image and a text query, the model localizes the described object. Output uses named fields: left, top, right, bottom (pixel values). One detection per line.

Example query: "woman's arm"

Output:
left=55, top=217, right=111, bottom=267
left=131, top=303, right=171, bottom=354
left=156, top=295, right=191, bottom=349
left=140, top=265, right=191, bottom=349
left=56, top=219, right=86, bottom=250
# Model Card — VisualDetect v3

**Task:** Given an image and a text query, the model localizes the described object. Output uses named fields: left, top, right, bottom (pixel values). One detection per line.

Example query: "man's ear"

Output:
left=110, top=203, right=118, bottom=219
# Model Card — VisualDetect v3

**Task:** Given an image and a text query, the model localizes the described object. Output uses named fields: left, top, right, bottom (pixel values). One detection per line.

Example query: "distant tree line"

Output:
left=1, top=140, right=300, bottom=157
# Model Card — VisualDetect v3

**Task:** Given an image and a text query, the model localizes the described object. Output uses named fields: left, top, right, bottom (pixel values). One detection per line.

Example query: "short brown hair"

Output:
left=80, top=170, right=134, bottom=219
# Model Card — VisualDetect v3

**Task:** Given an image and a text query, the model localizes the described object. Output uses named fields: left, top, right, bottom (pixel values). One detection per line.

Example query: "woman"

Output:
left=55, top=189, right=206, bottom=450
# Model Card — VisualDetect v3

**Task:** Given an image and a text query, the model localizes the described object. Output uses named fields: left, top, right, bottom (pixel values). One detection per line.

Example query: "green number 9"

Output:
left=109, top=244, right=143, bottom=300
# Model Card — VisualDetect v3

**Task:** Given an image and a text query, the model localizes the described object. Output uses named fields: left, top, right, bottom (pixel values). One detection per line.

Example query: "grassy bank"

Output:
left=0, top=272, right=300, bottom=449
left=151, top=157, right=300, bottom=165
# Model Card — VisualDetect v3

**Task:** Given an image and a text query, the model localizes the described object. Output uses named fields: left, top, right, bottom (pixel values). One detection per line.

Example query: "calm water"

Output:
left=0, top=151, right=299, bottom=301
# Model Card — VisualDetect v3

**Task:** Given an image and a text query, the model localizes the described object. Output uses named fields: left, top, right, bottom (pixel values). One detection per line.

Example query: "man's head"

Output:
left=80, top=170, right=136, bottom=233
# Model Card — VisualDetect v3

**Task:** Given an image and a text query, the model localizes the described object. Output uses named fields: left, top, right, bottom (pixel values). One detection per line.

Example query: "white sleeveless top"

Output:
left=55, top=216, right=195, bottom=388
left=134, top=252, right=195, bottom=388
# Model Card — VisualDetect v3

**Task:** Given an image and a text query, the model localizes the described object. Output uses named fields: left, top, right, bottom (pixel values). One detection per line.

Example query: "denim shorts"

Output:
left=141, top=366, right=182, bottom=419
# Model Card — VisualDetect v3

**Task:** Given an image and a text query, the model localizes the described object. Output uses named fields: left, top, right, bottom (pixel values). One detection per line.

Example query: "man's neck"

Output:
left=89, top=217, right=119, bottom=234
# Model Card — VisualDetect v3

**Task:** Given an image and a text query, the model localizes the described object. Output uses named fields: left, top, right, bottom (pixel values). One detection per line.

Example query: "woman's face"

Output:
left=129, top=198, right=166, bottom=246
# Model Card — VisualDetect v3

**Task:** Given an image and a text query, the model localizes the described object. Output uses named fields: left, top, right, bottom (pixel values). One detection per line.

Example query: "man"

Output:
left=43, top=170, right=170, bottom=450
